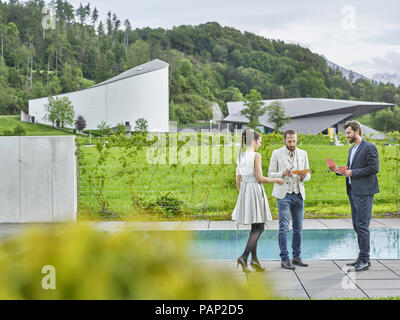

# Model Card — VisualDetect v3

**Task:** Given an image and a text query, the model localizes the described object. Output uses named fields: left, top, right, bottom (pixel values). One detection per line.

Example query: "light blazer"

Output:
left=268, top=146, right=311, bottom=200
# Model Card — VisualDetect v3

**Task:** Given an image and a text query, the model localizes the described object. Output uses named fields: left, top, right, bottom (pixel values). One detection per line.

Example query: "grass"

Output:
left=78, top=141, right=400, bottom=220
left=0, top=115, right=75, bottom=136
left=177, top=122, right=210, bottom=129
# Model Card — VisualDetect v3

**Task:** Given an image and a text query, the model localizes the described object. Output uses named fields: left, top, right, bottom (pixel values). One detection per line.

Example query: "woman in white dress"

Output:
left=232, top=128, right=285, bottom=273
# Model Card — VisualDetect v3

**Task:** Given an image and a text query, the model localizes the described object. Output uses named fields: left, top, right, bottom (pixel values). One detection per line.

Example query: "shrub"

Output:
left=13, top=124, right=26, bottom=136
left=75, top=115, right=87, bottom=132
left=3, top=129, right=13, bottom=136
left=155, top=192, right=183, bottom=216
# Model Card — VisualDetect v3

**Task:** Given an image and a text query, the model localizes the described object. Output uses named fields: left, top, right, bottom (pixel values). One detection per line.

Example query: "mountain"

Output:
left=324, top=58, right=369, bottom=82
left=372, top=73, right=400, bottom=86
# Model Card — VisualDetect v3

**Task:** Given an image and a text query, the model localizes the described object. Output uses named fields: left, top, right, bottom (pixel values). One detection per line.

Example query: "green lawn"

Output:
left=78, top=140, right=400, bottom=220
left=0, top=115, right=75, bottom=136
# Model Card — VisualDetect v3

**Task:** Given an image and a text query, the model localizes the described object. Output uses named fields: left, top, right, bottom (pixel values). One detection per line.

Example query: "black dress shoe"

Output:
left=292, top=257, right=309, bottom=267
left=281, top=259, right=296, bottom=270
left=346, top=259, right=371, bottom=267
left=354, top=260, right=370, bottom=272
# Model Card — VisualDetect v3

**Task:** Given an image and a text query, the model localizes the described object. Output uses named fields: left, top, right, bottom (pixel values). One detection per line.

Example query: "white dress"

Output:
left=231, top=151, right=273, bottom=225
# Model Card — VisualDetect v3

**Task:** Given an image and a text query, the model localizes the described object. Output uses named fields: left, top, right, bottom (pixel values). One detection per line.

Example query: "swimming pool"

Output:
left=186, top=229, right=400, bottom=260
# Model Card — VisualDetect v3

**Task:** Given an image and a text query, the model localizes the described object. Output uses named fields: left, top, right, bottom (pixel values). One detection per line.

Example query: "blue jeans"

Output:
left=277, top=193, right=304, bottom=260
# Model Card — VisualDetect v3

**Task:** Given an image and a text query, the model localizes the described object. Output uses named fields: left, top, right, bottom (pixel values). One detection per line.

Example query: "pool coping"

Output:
left=91, top=218, right=400, bottom=231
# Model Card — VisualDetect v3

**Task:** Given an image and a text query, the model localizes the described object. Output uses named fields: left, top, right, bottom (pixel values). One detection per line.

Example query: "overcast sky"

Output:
left=53, top=0, right=400, bottom=78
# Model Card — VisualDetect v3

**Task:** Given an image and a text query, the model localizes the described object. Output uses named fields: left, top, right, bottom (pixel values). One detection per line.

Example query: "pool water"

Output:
left=186, top=229, right=400, bottom=260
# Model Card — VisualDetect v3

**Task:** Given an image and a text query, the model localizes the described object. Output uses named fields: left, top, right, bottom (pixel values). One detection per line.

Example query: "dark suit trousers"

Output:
left=348, top=186, right=374, bottom=261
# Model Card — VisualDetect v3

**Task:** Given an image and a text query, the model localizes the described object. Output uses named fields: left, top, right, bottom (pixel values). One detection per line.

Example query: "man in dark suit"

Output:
left=335, top=120, right=379, bottom=272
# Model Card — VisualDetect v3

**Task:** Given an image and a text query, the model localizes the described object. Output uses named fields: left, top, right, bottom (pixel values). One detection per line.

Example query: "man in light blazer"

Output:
left=268, top=130, right=311, bottom=270
left=335, top=120, right=379, bottom=272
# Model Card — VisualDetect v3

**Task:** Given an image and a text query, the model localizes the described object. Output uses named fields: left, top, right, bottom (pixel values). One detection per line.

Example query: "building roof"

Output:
left=211, top=103, right=224, bottom=122
left=223, top=98, right=394, bottom=135
left=281, top=113, right=352, bottom=134
left=91, top=59, right=169, bottom=88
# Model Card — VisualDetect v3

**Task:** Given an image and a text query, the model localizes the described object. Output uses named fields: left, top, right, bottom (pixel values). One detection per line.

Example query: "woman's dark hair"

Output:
left=238, top=128, right=261, bottom=164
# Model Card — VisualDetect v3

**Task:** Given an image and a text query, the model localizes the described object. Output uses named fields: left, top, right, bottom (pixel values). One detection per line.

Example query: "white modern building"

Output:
left=28, top=59, right=169, bottom=132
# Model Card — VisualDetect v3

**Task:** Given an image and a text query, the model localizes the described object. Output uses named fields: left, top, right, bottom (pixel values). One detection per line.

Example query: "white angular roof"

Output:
left=91, top=59, right=169, bottom=88
left=224, top=98, right=394, bottom=135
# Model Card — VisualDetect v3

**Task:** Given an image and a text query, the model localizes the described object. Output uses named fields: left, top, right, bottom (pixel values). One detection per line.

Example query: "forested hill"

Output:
left=1, top=0, right=399, bottom=127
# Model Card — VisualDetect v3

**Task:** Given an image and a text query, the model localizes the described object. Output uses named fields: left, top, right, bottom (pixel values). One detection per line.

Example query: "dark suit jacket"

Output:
left=346, top=139, right=379, bottom=196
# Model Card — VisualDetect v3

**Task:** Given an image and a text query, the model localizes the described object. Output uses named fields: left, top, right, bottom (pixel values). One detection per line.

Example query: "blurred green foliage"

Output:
left=0, top=224, right=272, bottom=299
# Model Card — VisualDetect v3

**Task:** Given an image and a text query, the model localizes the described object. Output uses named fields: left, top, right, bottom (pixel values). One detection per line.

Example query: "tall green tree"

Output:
left=240, top=89, right=267, bottom=129
left=44, top=96, right=75, bottom=128
left=267, top=100, right=290, bottom=132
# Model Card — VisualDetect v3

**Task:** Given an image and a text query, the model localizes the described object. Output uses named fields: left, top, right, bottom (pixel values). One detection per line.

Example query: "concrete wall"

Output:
left=0, top=136, right=77, bottom=223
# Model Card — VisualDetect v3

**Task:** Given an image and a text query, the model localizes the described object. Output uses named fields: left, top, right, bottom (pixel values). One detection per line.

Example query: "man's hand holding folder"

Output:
left=326, top=159, right=348, bottom=175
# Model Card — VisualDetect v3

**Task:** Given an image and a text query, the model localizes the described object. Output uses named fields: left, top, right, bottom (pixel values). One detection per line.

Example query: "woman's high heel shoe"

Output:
left=250, top=260, right=266, bottom=272
left=236, top=257, right=251, bottom=273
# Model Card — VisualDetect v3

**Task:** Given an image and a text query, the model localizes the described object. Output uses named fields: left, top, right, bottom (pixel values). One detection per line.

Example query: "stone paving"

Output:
left=199, top=259, right=400, bottom=299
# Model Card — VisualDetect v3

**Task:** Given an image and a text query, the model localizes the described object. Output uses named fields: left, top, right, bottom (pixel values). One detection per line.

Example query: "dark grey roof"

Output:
left=224, top=98, right=394, bottom=135
left=91, top=59, right=169, bottom=88
left=281, top=113, right=352, bottom=134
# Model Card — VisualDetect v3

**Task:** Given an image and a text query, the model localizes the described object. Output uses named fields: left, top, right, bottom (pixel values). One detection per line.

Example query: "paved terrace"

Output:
left=1, top=218, right=400, bottom=299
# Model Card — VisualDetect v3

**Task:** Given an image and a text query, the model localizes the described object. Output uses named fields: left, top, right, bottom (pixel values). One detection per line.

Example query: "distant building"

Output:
left=28, top=59, right=169, bottom=132
left=223, top=98, right=394, bottom=138
left=211, top=103, right=224, bottom=122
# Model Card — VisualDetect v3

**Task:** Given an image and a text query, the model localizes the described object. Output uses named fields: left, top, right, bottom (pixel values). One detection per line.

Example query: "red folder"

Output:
left=326, top=159, right=348, bottom=174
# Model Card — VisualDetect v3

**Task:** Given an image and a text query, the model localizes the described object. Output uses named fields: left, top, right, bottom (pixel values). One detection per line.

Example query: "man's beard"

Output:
left=286, top=144, right=296, bottom=151
left=348, top=135, right=356, bottom=143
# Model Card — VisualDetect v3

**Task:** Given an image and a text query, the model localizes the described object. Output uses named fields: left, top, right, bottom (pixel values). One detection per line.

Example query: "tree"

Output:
left=106, top=11, right=113, bottom=36
left=125, top=40, right=150, bottom=69
left=266, top=100, right=290, bottom=132
left=372, top=106, right=400, bottom=132
left=240, top=89, right=267, bottom=129
left=97, top=120, right=111, bottom=136
left=60, top=63, right=84, bottom=92
left=76, top=3, right=90, bottom=25
left=114, top=123, right=126, bottom=136
left=75, top=115, right=86, bottom=132
left=44, top=96, right=58, bottom=126
left=44, top=96, right=75, bottom=128
left=123, top=19, right=131, bottom=52
left=91, top=7, right=99, bottom=27
left=134, top=118, right=148, bottom=133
